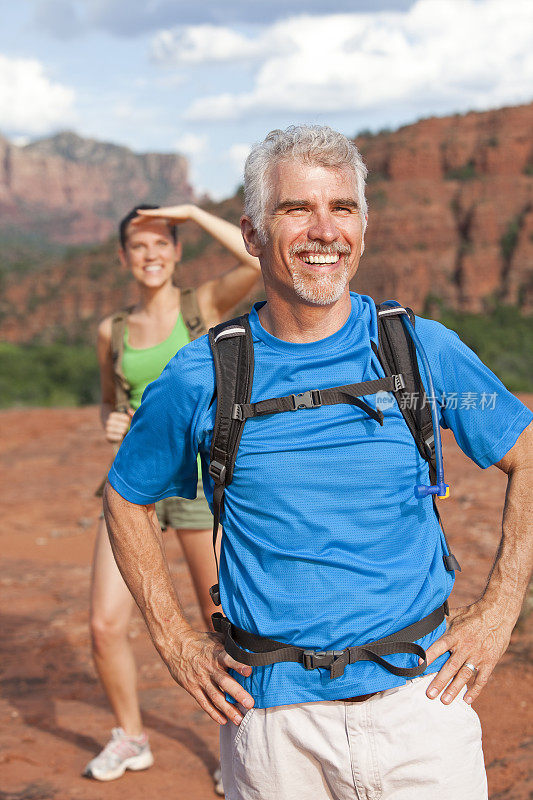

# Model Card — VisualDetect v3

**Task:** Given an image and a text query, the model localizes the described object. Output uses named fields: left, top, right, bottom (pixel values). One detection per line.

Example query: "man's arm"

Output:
left=138, top=204, right=262, bottom=320
left=425, top=421, right=533, bottom=704
left=103, top=482, right=254, bottom=725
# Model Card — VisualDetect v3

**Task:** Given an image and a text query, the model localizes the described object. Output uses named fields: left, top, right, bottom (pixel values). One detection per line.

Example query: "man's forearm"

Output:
left=103, top=482, right=193, bottom=659
left=102, top=482, right=255, bottom=725
left=482, top=460, right=533, bottom=621
left=425, top=422, right=532, bottom=703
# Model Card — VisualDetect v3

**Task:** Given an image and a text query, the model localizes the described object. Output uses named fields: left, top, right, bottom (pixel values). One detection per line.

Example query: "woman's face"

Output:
left=119, top=219, right=181, bottom=288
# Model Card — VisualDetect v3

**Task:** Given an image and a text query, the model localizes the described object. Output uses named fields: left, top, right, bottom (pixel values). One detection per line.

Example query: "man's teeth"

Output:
left=299, top=254, right=340, bottom=264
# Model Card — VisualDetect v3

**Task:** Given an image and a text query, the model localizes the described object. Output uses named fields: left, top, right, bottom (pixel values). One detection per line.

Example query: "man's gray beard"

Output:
left=289, top=256, right=351, bottom=306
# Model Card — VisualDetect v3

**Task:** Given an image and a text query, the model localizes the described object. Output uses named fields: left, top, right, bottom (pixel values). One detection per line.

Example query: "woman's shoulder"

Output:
left=97, top=314, right=114, bottom=343
left=98, top=306, right=139, bottom=340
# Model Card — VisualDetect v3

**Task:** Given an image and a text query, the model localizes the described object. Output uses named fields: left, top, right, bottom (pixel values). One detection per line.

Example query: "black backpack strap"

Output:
left=373, top=304, right=436, bottom=479
left=374, top=302, right=459, bottom=574
left=212, top=603, right=446, bottom=680
left=233, top=374, right=405, bottom=425
left=208, top=315, right=255, bottom=605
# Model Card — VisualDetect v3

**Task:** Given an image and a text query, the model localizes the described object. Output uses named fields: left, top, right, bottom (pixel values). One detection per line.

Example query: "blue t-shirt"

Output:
left=109, top=293, right=532, bottom=708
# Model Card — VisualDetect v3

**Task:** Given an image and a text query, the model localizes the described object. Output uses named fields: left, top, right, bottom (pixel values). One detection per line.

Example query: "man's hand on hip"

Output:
left=423, top=599, right=515, bottom=705
left=169, top=628, right=254, bottom=726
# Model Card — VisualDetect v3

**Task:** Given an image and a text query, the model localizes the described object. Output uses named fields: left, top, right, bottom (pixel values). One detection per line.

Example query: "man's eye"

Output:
left=334, top=206, right=354, bottom=213
left=286, top=206, right=308, bottom=214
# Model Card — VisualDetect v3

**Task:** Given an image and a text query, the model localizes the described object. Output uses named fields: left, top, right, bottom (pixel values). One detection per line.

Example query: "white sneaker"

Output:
left=213, top=764, right=224, bottom=796
left=83, top=727, right=154, bottom=781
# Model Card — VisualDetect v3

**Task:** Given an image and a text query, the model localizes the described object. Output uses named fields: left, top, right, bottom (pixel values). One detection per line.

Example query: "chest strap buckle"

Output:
left=291, top=390, right=322, bottom=411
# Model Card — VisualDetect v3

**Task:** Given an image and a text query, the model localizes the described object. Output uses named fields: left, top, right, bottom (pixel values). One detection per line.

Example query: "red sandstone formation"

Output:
left=355, top=103, right=533, bottom=313
left=0, top=104, right=532, bottom=345
left=0, top=131, right=194, bottom=244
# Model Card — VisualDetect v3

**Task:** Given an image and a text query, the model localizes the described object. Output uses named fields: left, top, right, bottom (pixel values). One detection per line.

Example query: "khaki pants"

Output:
left=220, top=674, right=487, bottom=800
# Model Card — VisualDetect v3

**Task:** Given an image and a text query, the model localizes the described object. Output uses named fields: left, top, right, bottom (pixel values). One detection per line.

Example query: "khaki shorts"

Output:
left=220, top=674, right=487, bottom=800
left=155, top=481, right=212, bottom=531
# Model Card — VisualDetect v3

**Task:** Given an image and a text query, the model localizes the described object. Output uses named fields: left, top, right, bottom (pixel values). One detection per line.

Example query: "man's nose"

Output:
left=307, top=210, right=339, bottom=243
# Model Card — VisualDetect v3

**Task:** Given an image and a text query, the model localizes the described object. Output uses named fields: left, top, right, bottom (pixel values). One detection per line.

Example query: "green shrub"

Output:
left=0, top=343, right=100, bottom=407
left=438, top=305, right=533, bottom=392
left=445, top=160, right=477, bottom=181
left=500, top=216, right=521, bottom=263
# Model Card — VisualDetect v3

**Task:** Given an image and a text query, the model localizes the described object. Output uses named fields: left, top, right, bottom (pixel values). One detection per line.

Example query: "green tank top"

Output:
left=122, top=312, right=191, bottom=411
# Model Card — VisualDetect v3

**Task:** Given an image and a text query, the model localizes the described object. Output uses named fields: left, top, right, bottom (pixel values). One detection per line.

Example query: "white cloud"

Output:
left=0, top=55, right=75, bottom=134
left=174, top=132, right=208, bottom=157
left=171, top=0, right=533, bottom=122
left=227, top=142, right=251, bottom=174
left=152, top=25, right=271, bottom=64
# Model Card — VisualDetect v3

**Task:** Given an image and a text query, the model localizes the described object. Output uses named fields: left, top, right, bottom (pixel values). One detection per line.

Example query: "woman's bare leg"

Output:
left=90, top=517, right=143, bottom=735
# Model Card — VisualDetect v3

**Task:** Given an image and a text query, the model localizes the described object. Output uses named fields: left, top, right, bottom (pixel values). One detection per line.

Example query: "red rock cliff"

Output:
left=353, top=103, right=533, bottom=312
left=0, top=131, right=194, bottom=244
left=1, top=104, right=532, bottom=345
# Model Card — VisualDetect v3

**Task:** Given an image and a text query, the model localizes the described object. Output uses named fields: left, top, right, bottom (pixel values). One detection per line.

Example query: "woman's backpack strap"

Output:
left=181, top=287, right=208, bottom=341
left=110, top=308, right=134, bottom=413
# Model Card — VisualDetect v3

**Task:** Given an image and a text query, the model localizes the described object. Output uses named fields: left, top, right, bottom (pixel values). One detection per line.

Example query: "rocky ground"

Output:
left=1, top=403, right=532, bottom=800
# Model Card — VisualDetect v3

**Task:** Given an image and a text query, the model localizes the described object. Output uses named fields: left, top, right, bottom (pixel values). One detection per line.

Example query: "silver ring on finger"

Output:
left=464, top=662, right=477, bottom=672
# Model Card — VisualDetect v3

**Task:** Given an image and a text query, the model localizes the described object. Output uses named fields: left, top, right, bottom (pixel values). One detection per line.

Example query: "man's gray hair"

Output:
left=244, top=125, right=368, bottom=241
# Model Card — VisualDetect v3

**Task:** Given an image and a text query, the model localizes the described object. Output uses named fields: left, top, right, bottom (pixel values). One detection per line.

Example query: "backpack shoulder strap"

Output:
left=372, top=303, right=437, bottom=482
left=373, top=302, right=460, bottom=575
left=207, top=314, right=254, bottom=605
left=111, top=307, right=135, bottom=413
left=181, top=287, right=208, bottom=341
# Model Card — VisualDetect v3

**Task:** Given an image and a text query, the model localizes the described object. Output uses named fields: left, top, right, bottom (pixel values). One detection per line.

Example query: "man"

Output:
left=104, top=126, right=533, bottom=800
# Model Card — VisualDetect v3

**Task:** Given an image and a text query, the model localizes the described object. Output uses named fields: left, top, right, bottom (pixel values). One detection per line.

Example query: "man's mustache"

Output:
left=289, top=241, right=351, bottom=256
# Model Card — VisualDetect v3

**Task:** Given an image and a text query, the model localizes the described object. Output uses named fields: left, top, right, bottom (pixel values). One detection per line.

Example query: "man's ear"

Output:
left=241, top=216, right=263, bottom=258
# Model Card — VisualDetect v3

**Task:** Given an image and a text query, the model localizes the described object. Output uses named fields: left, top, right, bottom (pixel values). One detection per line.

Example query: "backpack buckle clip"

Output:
left=209, top=460, right=227, bottom=484
left=231, top=404, right=243, bottom=421
left=302, top=649, right=347, bottom=678
left=291, top=390, right=322, bottom=411
left=393, top=373, right=406, bottom=391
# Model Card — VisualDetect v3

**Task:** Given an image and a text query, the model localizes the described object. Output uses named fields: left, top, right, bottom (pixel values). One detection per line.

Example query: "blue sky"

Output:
left=1, top=0, right=532, bottom=198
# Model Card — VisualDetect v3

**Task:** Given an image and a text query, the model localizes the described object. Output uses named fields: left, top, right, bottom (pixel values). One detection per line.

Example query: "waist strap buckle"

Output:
left=303, top=649, right=349, bottom=679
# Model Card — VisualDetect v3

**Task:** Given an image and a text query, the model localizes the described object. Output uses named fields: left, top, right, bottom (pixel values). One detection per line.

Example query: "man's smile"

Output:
left=297, top=252, right=340, bottom=265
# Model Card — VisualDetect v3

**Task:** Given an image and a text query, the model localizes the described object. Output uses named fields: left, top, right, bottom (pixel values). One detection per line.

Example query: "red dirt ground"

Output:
left=1, top=402, right=532, bottom=800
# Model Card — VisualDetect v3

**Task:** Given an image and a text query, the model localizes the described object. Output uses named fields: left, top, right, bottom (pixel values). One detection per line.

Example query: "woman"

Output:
left=84, top=203, right=260, bottom=790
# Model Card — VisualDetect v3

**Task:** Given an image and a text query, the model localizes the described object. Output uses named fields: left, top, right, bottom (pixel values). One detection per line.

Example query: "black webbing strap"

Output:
left=373, top=305, right=437, bottom=483
left=232, top=374, right=405, bottom=425
left=374, top=303, right=460, bottom=574
left=213, top=604, right=446, bottom=680
left=208, top=316, right=255, bottom=605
